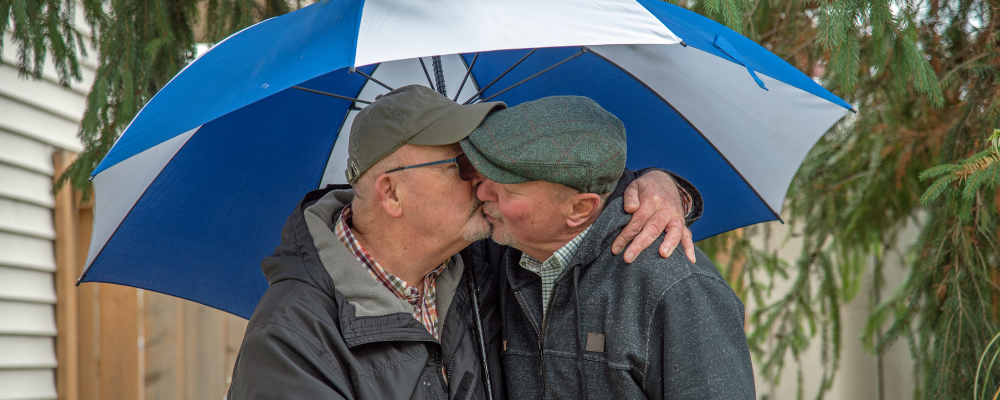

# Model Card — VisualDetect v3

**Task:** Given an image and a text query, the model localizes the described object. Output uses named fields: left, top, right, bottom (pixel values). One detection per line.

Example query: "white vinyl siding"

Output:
left=0, top=163, right=56, bottom=208
left=0, top=336, right=58, bottom=369
left=0, top=130, right=62, bottom=400
left=0, top=198, right=56, bottom=240
left=0, top=96, right=82, bottom=153
left=0, top=130, right=57, bottom=176
left=0, top=301, right=58, bottom=336
left=0, top=267, right=58, bottom=304
left=0, top=370, right=58, bottom=400
left=0, top=232, right=56, bottom=272
left=0, top=65, right=87, bottom=120
left=0, top=6, right=91, bottom=398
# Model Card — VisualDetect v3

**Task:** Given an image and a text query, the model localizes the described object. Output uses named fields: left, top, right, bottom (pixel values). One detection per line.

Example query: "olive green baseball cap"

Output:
left=460, top=96, right=627, bottom=194
left=345, top=84, right=506, bottom=184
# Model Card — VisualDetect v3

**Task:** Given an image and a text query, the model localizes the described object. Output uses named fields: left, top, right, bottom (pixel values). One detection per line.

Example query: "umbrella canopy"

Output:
left=81, top=0, right=852, bottom=318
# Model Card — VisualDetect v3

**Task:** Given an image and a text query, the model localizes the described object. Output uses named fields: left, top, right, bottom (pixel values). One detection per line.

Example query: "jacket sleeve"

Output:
left=635, top=167, right=704, bottom=226
left=645, top=272, right=756, bottom=399
left=609, top=168, right=704, bottom=227
left=228, top=322, right=353, bottom=399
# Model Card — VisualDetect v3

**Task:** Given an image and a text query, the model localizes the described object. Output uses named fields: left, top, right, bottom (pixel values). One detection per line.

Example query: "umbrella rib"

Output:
left=462, top=49, right=538, bottom=105
left=418, top=57, right=436, bottom=92
left=478, top=48, right=587, bottom=103
left=453, top=52, right=480, bottom=102
left=349, top=67, right=395, bottom=91
left=291, top=86, right=373, bottom=104
left=432, top=56, right=447, bottom=97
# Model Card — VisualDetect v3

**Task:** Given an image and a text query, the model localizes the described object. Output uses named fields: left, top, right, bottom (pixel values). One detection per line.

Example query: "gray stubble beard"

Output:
left=482, top=202, right=521, bottom=248
left=463, top=199, right=492, bottom=242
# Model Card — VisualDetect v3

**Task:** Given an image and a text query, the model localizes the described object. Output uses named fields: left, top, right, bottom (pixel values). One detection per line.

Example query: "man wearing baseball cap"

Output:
left=464, top=96, right=755, bottom=399
left=229, top=85, right=701, bottom=399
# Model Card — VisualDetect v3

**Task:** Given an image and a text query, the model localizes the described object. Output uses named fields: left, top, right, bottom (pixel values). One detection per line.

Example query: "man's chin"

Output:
left=463, top=215, right=492, bottom=242
left=489, top=228, right=520, bottom=248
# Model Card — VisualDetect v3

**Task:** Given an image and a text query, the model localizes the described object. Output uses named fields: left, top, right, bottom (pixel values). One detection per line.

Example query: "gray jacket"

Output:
left=228, top=188, right=506, bottom=399
left=500, top=197, right=755, bottom=399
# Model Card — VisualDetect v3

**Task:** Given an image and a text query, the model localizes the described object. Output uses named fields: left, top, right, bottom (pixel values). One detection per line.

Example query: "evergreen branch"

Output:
left=919, top=164, right=964, bottom=181
left=815, top=1, right=845, bottom=51
left=918, top=152, right=1000, bottom=210
left=958, top=154, right=1000, bottom=183
left=0, top=0, right=86, bottom=86
left=701, top=0, right=749, bottom=33
left=919, top=174, right=958, bottom=205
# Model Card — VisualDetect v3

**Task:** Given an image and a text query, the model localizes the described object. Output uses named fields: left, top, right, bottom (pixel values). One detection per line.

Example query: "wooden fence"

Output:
left=53, top=151, right=248, bottom=400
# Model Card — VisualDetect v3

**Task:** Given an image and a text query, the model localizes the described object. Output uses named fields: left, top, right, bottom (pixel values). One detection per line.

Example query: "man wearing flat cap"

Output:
left=463, top=96, right=755, bottom=399
left=228, top=85, right=702, bottom=399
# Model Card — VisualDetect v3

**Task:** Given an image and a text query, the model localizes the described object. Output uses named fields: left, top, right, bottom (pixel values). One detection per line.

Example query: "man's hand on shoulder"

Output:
left=612, top=170, right=696, bottom=264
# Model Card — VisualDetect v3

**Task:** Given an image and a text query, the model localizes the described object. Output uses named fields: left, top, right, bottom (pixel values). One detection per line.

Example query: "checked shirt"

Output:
left=519, top=226, right=592, bottom=317
left=334, top=204, right=447, bottom=341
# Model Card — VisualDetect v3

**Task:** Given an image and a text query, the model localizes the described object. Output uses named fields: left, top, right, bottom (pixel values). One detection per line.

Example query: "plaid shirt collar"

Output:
left=334, top=204, right=447, bottom=340
left=519, top=225, right=592, bottom=316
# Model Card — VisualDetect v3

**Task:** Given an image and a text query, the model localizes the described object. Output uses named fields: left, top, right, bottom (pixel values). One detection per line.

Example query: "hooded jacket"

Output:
left=227, top=187, right=507, bottom=400
left=500, top=197, right=755, bottom=399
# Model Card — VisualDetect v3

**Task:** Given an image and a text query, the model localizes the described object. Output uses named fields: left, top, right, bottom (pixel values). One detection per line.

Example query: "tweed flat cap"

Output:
left=460, top=96, right=626, bottom=193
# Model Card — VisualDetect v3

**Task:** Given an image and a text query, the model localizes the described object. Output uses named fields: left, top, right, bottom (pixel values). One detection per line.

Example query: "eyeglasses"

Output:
left=385, top=153, right=477, bottom=181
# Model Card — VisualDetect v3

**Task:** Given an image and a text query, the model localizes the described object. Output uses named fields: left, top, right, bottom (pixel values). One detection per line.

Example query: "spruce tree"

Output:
left=694, top=1, right=1000, bottom=398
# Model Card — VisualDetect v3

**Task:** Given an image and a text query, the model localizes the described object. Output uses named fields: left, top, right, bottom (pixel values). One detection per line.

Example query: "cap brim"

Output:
left=459, top=138, right=532, bottom=185
left=408, top=101, right=507, bottom=146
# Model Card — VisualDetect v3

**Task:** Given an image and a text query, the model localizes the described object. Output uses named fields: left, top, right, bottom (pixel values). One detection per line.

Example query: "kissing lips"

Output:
left=482, top=203, right=502, bottom=224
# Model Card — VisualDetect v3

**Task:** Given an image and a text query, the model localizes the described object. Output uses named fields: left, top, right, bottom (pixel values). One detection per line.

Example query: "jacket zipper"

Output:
left=445, top=312, right=468, bottom=392
left=539, top=279, right=563, bottom=396
left=513, top=290, right=547, bottom=395
left=433, top=346, right=449, bottom=397
left=513, top=280, right=563, bottom=396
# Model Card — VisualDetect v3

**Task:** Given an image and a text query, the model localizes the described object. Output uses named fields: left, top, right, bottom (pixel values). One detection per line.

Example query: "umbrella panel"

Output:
left=639, top=0, right=850, bottom=110
left=82, top=68, right=371, bottom=318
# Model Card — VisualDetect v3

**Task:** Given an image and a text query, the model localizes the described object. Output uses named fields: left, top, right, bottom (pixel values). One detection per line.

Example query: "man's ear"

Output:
left=373, top=173, right=404, bottom=218
left=565, top=193, right=602, bottom=228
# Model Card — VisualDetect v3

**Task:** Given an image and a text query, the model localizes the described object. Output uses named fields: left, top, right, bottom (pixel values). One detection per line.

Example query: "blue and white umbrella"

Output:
left=80, top=0, right=852, bottom=318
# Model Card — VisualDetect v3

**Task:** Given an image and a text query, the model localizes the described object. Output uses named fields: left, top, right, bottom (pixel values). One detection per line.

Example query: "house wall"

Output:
left=0, top=10, right=92, bottom=399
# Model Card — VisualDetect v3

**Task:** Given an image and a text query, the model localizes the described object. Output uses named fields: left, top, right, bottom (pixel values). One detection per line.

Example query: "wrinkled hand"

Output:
left=611, top=171, right=696, bottom=264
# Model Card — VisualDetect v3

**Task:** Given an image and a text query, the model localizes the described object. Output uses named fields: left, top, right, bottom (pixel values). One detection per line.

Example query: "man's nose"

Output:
left=476, top=177, right=498, bottom=202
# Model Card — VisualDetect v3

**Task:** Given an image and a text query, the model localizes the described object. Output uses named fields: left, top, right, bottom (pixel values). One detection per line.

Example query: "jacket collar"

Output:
left=567, top=197, right=631, bottom=270
left=298, top=188, right=467, bottom=348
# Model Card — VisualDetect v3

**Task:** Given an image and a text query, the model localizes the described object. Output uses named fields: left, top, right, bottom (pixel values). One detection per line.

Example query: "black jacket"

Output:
left=227, top=188, right=507, bottom=399
left=499, top=197, right=755, bottom=399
